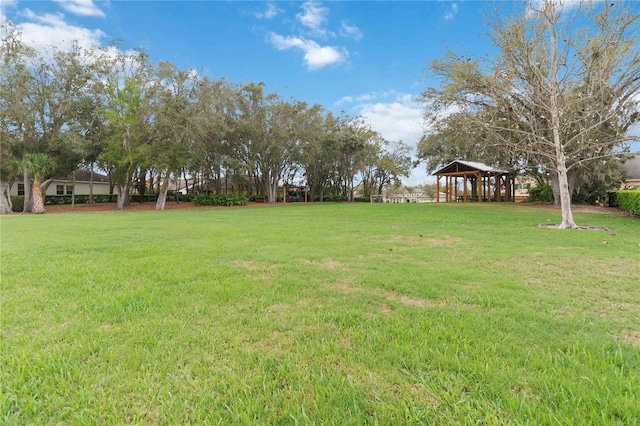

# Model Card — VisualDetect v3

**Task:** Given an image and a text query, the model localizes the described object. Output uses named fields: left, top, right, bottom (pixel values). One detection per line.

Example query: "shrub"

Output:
left=130, top=194, right=157, bottom=203
left=193, top=193, right=249, bottom=206
left=614, top=190, right=640, bottom=216
left=607, top=191, right=619, bottom=207
left=10, top=196, right=24, bottom=212
left=323, top=194, right=348, bottom=202
left=527, top=184, right=554, bottom=203
left=179, top=193, right=195, bottom=202
left=93, top=194, right=118, bottom=203
left=43, top=194, right=118, bottom=205
left=354, top=197, right=371, bottom=203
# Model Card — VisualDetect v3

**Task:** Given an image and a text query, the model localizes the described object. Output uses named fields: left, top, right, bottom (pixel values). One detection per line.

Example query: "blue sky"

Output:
left=1, top=1, right=638, bottom=185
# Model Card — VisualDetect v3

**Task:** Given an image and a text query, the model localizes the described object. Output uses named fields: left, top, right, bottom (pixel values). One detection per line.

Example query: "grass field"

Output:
left=1, top=203, right=639, bottom=424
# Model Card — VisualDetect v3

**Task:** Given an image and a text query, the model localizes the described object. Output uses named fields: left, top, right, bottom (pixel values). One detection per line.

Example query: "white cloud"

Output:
left=254, top=2, right=281, bottom=20
left=16, top=9, right=106, bottom=53
left=335, top=95, right=354, bottom=106
left=296, top=1, right=331, bottom=37
left=340, top=91, right=430, bottom=185
left=268, top=32, right=345, bottom=70
left=53, top=0, right=105, bottom=17
left=358, top=94, right=423, bottom=145
left=340, top=21, right=362, bottom=40
left=0, top=0, right=17, bottom=23
left=444, top=3, right=458, bottom=21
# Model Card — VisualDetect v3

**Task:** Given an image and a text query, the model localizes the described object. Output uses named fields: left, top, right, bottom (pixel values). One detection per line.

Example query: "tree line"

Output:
left=0, top=23, right=411, bottom=213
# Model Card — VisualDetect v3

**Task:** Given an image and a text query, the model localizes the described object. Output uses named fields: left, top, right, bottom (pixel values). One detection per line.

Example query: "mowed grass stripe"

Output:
left=1, top=203, right=639, bottom=424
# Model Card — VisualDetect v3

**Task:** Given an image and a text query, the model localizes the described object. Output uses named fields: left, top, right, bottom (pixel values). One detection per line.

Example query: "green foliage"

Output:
left=10, top=195, right=24, bottom=212
left=527, top=184, right=554, bottom=203
left=130, top=194, right=158, bottom=203
left=44, top=194, right=118, bottom=205
left=607, top=191, right=619, bottom=207
left=193, top=193, right=249, bottom=206
left=614, top=190, right=640, bottom=215
left=322, top=194, right=348, bottom=202
left=354, top=197, right=370, bottom=203
left=177, top=192, right=195, bottom=202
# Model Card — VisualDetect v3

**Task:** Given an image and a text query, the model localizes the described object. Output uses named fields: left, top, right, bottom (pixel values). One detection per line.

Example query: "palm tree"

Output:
left=25, top=153, right=56, bottom=214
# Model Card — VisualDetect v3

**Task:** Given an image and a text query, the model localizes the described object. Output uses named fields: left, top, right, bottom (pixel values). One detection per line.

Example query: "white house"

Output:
left=9, top=169, right=112, bottom=196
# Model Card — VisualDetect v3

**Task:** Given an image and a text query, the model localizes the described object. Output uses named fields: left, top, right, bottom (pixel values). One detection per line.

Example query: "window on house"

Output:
left=66, top=185, right=73, bottom=195
left=57, top=185, right=64, bottom=194
left=18, top=184, right=25, bottom=195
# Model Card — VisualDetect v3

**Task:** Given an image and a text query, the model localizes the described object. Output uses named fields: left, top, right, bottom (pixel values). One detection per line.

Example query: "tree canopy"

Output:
left=0, top=22, right=410, bottom=212
left=419, top=0, right=640, bottom=228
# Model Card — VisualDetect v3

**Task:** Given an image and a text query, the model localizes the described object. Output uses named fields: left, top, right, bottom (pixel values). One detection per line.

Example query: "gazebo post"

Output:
left=436, top=176, right=440, bottom=202
left=463, top=173, right=468, bottom=202
left=454, top=177, right=458, bottom=202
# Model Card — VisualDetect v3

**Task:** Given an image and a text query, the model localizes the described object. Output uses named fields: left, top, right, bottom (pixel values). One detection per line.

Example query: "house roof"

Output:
left=56, top=169, right=110, bottom=184
left=619, top=152, right=640, bottom=180
left=432, top=160, right=509, bottom=176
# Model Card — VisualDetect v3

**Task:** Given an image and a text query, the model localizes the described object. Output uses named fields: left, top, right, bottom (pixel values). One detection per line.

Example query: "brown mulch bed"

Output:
left=9, top=201, right=283, bottom=215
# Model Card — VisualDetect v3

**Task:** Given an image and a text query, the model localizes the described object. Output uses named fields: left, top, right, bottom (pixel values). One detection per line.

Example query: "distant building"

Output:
left=620, top=153, right=640, bottom=189
left=9, top=169, right=111, bottom=196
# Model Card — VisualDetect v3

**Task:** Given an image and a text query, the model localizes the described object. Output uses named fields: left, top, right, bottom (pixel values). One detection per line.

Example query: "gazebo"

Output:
left=433, top=160, right=516, bottom=203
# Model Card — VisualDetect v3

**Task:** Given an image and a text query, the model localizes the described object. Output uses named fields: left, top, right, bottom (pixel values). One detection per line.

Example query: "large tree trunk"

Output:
left=267, top=175, right=278, bottom=204
left=89, top=164, right=94, bottom=206
left=116, top=184, right=131, bottom=210
left=22, top=163, right=32, bottom=213
left=551, top=169, right=579, bottom=206
left=71, top=170, right=76, bottom=210
left=552, top=125, right=577, bottom=228
left=0, top=183, right=12, bottom=214
left=155, top=172, right=170, bottom=210
left=31, top=180, right=46, bottom=214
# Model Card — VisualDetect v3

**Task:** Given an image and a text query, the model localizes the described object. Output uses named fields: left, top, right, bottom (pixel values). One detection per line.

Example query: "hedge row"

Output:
left=611, top=190, right=640, bottom=216
left=44, top=194, right=119, bottom=205
left=193, top=193, right=249, bottom=206
left=10, top=193, right=190, bottom=211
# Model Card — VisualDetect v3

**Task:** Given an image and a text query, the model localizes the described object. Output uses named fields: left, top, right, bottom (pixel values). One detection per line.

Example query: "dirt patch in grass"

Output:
left=621, top=330, right=640, bottom=347
left=377, top=235, right=461, bottom=247
left=329, top=282, right=447, bottom=309
left=300, top=258, right=342, bottom=270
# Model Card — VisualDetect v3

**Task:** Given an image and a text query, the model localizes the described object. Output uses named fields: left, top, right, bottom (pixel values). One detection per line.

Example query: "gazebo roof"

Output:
left=432, top=160, right=509, bottom=176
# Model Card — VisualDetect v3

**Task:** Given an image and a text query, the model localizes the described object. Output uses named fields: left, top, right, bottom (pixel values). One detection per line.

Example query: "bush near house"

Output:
left=10, top=196, right=24, bottom=212
left=44, top=194, right=119, bottom=205
left=526, top=183, right=554, bottom=203
left=612, top=190, right=640, bottom=215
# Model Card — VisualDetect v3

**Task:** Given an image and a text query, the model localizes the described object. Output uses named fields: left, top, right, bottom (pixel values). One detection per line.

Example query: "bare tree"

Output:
left=420, top=1, right=640, bottom=228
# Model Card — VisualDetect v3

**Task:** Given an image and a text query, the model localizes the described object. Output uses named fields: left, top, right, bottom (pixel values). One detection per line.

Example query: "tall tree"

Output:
left=152, top=62, right=196, bottom=210
left=191, top=77, right=236, bottom=194
left=298, top=109, right=336, bottom=201
left=1, top=23, right=104, bottom=213
left=335, top=117, right=376, bottom=202
left=24, top=153, right=56, bottom=214
left=100, top=50, right=157, bottom=210
left=0, top=23, right=35, bottom=212
left=419, top=1, right=640, bottom=228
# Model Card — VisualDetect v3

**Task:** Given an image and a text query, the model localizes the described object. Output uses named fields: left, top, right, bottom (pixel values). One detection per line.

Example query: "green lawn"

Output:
left=1, top=203, right=639, bottom=424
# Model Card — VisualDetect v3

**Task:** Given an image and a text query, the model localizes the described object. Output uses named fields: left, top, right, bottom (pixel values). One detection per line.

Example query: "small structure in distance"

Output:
left=432, top=160, right=515, bottom=203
